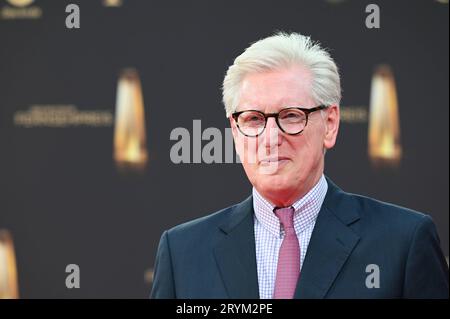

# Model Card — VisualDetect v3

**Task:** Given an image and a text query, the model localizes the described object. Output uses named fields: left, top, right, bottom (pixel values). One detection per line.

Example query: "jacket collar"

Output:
left=213, top=176, right=361, bottom=299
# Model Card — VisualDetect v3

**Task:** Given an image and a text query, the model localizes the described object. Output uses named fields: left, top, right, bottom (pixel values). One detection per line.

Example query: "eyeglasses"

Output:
left=231, top=105, right=328, bottom=137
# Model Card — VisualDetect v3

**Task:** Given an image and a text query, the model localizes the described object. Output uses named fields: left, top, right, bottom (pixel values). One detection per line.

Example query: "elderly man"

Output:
left=151, top=32, right=448, bottom=299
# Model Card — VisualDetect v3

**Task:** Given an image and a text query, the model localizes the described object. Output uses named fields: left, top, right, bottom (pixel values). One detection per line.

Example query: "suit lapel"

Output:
left=213, top=196, right=260, bottom=299
left=294, top=178, right=361, bottom=299
left=212, top=178, right=361, bottom=299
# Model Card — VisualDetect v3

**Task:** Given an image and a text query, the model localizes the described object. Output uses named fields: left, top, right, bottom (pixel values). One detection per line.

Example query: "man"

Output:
left=151, top=32, right=449, bottom=299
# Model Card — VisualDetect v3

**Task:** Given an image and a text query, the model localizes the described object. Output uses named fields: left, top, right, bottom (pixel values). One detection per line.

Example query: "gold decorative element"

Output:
left=368, top=65, right=402, bottom=167
left=0, top=230, right=19, bottom=299
left=6, top=0, right=33, bottom=7
left=114, top=69, right=148, bottom=171
left=144, top=268, right=154, bottom=284
left=103, top=0, right=123, bottom=7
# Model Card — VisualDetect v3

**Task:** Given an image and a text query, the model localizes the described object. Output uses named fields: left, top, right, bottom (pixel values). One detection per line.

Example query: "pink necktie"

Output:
left=273, top=206, right=300, bottom=299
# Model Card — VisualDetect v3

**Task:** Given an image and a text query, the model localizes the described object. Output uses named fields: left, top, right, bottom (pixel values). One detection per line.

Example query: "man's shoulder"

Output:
left=322, top=183, right=439, bottom=249
left=165, top=199, right=247, bottom=241
left=338, top=188, right=431, bottom=229
left=323, top=178, right=432, bottom=231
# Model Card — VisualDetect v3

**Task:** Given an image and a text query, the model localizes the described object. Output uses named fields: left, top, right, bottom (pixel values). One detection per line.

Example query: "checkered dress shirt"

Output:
left=253, top=174, right=328, bottom=299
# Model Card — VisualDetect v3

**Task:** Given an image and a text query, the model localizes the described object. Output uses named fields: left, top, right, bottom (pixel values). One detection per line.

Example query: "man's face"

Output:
left=230, top=65, right=340, bottom=207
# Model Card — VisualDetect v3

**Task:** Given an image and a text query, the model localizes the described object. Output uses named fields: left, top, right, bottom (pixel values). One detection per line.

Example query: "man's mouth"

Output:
left=259, top=157, right=290, bottom=165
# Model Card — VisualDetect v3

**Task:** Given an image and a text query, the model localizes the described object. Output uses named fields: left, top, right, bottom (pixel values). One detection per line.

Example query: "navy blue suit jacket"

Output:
left=150, top=178, right=449, bottom=298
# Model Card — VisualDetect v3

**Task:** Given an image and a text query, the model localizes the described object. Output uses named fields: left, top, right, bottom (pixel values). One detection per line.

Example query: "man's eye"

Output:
left=241, top=114, right=263, bottom=123
left=248, top=116, right=262, bottom=121
left=282, top=112, right=301, bottom=119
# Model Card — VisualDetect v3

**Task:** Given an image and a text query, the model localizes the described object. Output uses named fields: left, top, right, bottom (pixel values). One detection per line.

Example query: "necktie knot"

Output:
left=274, top=206, right=295, bottom=235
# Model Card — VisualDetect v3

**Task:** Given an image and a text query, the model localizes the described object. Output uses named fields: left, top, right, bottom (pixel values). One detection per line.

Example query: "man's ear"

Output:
left=229, top=116, right=242, bottom=157
left=229, top=116, right=238, bottom=140
left=323, top=105, right=340, bottom=150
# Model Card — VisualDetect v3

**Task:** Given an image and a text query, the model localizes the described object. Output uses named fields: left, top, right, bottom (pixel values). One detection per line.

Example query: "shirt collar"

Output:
left=253, top=174, right=328, bottom=238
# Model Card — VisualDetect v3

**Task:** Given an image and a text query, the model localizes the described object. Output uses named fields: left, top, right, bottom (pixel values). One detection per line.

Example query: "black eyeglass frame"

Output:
left=231, top=105, right=328, bottom=137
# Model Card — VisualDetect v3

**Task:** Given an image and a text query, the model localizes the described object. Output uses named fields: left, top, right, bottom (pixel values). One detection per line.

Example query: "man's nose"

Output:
left=262, top=117, right=281, bottom=148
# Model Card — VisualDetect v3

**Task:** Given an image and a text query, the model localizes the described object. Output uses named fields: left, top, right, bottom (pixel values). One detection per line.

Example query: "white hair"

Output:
left=222, top=32, right=341, bottom=117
